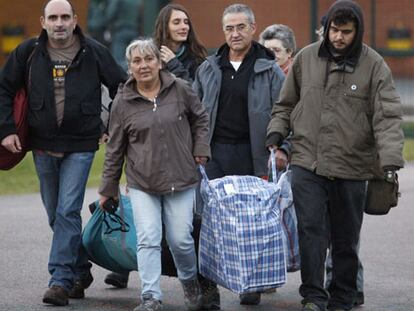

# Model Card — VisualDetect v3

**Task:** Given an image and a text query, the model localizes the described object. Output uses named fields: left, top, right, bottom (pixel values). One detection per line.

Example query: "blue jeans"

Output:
left=33, top=151, right=95, bottom=291
left=129, top=187, right=198, bottom=301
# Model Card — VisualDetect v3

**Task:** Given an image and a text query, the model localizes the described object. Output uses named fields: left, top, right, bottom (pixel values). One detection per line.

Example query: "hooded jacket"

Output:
left=193, top=41, right=285, bottom=177
left=267, top=0, right=404, bottom=180
left=0, top=26, right=126, bottom=152
left=99, top=70, right=211, bottom=196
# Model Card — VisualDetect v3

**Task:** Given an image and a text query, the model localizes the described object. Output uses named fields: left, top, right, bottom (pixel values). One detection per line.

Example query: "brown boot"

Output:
left=43, top=286, right=69, bottom=306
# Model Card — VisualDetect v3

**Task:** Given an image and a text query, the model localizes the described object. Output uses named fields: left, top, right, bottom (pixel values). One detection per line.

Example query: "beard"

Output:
left=328, top=40, right=353, bottom=56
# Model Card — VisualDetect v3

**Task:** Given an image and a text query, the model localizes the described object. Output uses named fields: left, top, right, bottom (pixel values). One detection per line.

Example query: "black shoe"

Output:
left=239, top=292, right=261, bottom=305
left=354, top=291, right=364, bottom=306
left=199, top=278, right=220, bottom=310
left=43, top=286, right=69, bottom=306
left=68, top=272, right=94, bottom=299
left=104, top=272, right=129, bottom=288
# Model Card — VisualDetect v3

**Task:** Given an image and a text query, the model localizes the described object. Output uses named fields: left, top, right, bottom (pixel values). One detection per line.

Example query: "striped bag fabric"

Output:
left=198, top=165, right=287, bottom=294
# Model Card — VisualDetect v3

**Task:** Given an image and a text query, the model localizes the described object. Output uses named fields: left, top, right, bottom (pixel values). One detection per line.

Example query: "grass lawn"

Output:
left=0, top=146, right=112, bottom=195
left=1, top=139, right=414, bottom=196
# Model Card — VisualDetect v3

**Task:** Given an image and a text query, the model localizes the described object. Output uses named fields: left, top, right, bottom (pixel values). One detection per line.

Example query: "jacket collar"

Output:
left=122, top=70, right=176, bottom=102
left=209, top=41, right=275, bottom=74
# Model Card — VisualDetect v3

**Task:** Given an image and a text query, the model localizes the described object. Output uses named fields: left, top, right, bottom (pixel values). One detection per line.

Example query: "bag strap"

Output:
left=270, top=148, right=277, bottom=182
left=103, top=211, right=130, bottom=234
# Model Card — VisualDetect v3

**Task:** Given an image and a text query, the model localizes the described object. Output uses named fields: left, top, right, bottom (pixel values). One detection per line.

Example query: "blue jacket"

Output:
left=193, top=42, right=285, bottom=176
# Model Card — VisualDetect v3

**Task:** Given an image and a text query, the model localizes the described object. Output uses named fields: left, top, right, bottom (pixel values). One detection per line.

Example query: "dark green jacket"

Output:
left=267, top=42, right=404, bottom=180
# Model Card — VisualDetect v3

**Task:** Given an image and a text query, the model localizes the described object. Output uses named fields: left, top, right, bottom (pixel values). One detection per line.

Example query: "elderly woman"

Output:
left=98, top=38, right=210, bottom=311
left=259, top=24, right=296, bottom=75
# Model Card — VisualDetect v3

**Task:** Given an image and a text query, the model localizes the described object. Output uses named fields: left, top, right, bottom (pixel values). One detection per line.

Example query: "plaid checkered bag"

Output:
left=198, top=165, right=287, bottom=294
left=275, top=169, right=300, bottom=272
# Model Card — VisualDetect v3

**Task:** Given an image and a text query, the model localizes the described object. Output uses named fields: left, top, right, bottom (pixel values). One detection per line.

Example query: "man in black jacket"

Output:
left=0, top=0, right=126, bottom=306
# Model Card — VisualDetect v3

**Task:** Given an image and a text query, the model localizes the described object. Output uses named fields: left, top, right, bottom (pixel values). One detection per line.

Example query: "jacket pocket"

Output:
left=380, top=96, right=402, bottom=117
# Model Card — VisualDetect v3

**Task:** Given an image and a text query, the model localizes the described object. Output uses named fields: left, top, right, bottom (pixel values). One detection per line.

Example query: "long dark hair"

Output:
left=154, top=4, right=207, bottom=65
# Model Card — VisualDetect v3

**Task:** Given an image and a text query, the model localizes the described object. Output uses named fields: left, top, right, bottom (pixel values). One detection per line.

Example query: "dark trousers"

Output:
left=290, top=165, right=365, bottom=311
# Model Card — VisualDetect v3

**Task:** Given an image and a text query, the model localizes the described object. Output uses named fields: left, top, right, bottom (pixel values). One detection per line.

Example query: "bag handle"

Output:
left=270, top=148, right=277, bottom=182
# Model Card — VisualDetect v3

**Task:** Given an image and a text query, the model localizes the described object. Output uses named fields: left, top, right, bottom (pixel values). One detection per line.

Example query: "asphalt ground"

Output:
left=1, top=163, right=413, bottom=311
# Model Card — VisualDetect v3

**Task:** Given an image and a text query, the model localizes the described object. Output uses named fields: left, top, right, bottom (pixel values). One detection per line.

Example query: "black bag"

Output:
left=161, top=214, right=202, bottom=277
left=365, top=174, right=400, bottom=215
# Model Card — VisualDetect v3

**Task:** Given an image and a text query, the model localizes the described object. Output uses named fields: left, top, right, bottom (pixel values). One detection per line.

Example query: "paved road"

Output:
left=1, top=164, right=413, bottom=311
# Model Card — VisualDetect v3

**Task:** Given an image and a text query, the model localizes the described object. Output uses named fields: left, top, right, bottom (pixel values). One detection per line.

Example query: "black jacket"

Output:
left=0, top=26, right=126, bottom=152
left=165, top=44, right=202, bottom=83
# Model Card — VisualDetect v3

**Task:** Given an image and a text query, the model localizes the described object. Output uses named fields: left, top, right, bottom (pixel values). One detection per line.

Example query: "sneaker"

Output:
left=199, top=278, right=220, bottom=310
left=239, top=292, right=261, bottom=305
left=104, top=272, right=129, bottom=289
left=43, top=286, right=69, bottom=306
left=133, top=293, right=162, bottom=311
left=181, top=279, right=203, bottom=310
left=302, top=302, right=324, bottom=311
left=68, top=272, right=94, bottom=299
left=354, top=291, right=364, bottom=306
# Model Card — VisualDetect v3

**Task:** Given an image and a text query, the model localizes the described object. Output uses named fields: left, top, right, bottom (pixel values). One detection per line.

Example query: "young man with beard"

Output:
left=193, top=3, right=285, bottom=309
left=266, top=1, right=404, bottom=310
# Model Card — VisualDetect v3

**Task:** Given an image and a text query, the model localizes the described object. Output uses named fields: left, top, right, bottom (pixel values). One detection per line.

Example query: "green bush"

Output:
left=1, top=140, right=413, bottom=196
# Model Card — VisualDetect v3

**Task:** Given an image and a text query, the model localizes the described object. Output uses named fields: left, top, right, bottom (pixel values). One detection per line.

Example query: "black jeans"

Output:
left=291, top=165, right=365, bottom=311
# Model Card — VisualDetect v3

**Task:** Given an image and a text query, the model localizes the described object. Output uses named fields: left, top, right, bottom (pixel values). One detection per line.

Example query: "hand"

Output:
left=160, top=45, right=176, bottom=63
left=1, top=134, right=22, bottom=153
left=195, top=156, right=208, bottom=165
left=268, top=149, right=288, bottom=171
left=99, top=195, right=110, bottom=210
left=99, top=133, right=109, bottom=144
left=275, top=149, right=288, bottom=171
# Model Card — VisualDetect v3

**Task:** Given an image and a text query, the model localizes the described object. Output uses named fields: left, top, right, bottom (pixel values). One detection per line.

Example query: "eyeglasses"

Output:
left=223, top=23, right=250, bottom=34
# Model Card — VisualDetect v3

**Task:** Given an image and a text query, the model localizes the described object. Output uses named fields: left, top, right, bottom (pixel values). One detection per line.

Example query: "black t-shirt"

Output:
left=213, top=45, right=256, bottom=144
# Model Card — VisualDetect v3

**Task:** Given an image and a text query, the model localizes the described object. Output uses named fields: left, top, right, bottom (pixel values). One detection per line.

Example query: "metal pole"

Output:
left=310, top=0, right=319, bottom=43
left=371, top=0, right=376, bottom=49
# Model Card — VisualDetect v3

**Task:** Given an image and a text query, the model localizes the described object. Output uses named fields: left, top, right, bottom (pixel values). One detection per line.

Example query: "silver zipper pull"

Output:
left=152, top=98, right=157, bottom=112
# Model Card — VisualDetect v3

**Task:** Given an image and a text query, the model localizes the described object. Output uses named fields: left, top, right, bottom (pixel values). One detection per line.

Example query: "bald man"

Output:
left=0, top=0, right=126, bottom=305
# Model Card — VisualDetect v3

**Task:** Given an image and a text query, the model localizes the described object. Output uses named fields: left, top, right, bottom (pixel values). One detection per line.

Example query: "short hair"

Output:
left=222, top=3, right=255, bottom=25
left=259, top=24, right=297, bottom=54
left=125, top=38, right=161, bottom=64
left=43, top=0, right=75, bottom=16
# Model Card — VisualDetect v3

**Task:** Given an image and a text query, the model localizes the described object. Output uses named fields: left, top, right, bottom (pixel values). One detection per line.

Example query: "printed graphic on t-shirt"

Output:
left=52, top=60, right=70, bottom=84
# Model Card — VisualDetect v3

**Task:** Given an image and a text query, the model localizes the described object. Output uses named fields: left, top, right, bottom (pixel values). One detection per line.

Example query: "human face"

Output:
left=264, top=38, right=292, bottom=67
left=129, top=48, right=162, bottom=85
left=328, top=21, right=356, bottom=54
left=223, top=12, right=256, bottom=56
left=40, top=0, right=77, bottom=48
left=168, top=9, right=190, bottom=44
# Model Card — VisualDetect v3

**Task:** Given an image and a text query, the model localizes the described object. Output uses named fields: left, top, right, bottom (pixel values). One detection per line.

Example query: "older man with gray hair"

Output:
left=193, top=3, right=285, bottom=308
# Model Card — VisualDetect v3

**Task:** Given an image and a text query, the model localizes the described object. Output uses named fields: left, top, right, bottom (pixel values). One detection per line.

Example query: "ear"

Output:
left=250, top=22, right=257, bottom=35
left=40, top=16, right=45, bottom=29
left=73, top=14, right=78, bottom=30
